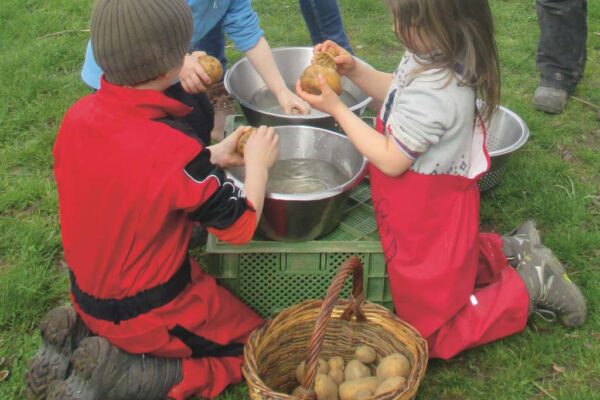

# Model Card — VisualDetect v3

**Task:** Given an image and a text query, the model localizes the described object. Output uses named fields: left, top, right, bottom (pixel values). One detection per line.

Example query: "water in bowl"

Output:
left=267, top=158, right=350, bottom=194
left=250, top=86, right=358, bottom=115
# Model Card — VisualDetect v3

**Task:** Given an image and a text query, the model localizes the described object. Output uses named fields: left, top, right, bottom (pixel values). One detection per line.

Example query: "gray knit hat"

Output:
left=91, top=0, right=193, bottom=86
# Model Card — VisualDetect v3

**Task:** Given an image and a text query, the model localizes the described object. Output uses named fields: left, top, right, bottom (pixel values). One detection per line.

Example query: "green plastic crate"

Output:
left=205, top=181, right=393, bottom=318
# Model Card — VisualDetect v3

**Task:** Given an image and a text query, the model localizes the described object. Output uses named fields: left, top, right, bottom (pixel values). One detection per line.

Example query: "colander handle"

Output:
left=297, top=256, right=367, bottom=399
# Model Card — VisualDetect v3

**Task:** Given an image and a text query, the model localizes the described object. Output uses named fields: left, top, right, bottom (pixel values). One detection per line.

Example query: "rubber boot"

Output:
left=25, top=306, right=90, bottom=400
left=47, top=336, right=182, bottom=400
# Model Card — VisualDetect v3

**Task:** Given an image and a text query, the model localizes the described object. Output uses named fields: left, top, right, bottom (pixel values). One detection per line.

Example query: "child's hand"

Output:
left=314, top=40, right=356, bottom=77
left=295, top=75, right=346, bottom=116
left=207, top=126, right=247, bottom=168
left=244, top=126, right=279, bottom=172
left=275, top=88, right=311, bottom=115
left=180, top=51, right=213, bottom=94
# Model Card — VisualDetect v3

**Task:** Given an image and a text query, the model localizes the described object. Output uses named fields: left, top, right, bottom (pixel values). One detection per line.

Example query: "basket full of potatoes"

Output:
left=243, top=256, right=428, bottom=400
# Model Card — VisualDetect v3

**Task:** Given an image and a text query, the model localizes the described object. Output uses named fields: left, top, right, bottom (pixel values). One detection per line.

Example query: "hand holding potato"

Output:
left=314, top=40, right=356, bottom=77
left=243, top=125, right=278, bottom=173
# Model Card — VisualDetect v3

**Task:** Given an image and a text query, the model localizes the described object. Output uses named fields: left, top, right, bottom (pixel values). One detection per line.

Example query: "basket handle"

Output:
left=297, top=256, right=367, bottom=399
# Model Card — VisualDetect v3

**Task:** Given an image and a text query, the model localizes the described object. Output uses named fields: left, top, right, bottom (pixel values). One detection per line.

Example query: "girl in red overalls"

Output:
left=297, top=0, right=586, bottom=359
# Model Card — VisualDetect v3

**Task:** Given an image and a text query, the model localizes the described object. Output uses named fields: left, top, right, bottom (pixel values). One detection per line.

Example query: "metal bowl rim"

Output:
left=487, top=105, right=530, bottom=158
left=224, top=47, right=372, bottom=119
left=225, top=125, right=368, bottom=201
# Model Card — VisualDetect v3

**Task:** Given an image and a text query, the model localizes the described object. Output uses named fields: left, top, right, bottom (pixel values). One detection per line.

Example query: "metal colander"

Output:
left=478, top=105, right=529, bottom=192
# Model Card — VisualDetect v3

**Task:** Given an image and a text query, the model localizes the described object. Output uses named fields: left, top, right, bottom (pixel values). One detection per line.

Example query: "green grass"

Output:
left=1, top=0, right=599, bottom=398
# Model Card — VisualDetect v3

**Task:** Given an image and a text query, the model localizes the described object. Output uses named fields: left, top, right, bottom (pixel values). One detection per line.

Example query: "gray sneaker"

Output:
left=25, top=306, right=90, bottom=400
left=517, top=248, right=586, bottom=327
left=47, top=336, right=182, bottom=400
left=532, top=86, right=568, bottom=114
left=502, top=220, right=566, bottom=273
left=502, top=220, right=541, bottom=267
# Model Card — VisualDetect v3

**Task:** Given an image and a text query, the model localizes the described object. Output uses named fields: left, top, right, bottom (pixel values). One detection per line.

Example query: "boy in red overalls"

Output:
left=25, top=0, right=278, bottom=399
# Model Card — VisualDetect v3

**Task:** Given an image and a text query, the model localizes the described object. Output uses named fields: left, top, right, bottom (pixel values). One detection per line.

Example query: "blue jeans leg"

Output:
left=299, top=0, right=353, bottom=54
left=193, top=20, right=228, bottom=73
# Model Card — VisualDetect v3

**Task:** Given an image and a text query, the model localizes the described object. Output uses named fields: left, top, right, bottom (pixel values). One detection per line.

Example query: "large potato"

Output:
left=376, top=353, right=411, bottom=380
left=300, top=64, right=342, bottom=95
left=198, top=55, right=223, bottom=84
left=344, top=360, right=370, bottom=382
left=338, top=377, right=379, bottom=400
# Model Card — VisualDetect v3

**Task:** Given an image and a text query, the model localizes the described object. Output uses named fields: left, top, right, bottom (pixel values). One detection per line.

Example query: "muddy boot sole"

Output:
left=47, top=337, right=109, bottom=400
left=25, top=306, right=89, bottom=400
left=48, top=336, right=182, bottom=400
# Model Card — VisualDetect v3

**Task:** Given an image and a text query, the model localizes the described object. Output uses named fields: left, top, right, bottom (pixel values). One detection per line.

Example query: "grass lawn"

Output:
left=1, top=0, right=599, bottom=399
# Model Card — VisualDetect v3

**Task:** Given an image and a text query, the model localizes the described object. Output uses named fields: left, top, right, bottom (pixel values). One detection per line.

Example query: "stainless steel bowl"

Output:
left=224, top=47, right=371, bottom=131
left=227, top=126, right=367, bottom=241
left=480, top=105, right=529, bottom=191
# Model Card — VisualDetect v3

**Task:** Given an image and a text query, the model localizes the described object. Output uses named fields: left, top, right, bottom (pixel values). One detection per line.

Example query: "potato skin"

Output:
left=315, top=373, right=339, bottom=400
left=355, top=345, right=377, bottom=364
left=300, top=64, right=342, bottom=95
left=328, top=368, right=344, bottom=386
left=314, top=52, right=337, bottom=70
left=198, top=55, right=223, bottom=84
left=338, top=377, right=380, bottom=400
left=295, top=359, right=330, bottom=384
left=374, top=376, right=406, bottom=396
left=235, top=126, right=256, bottom=157
left=376, top=353, right=411, bottom=380
left=344, top=360, right=371, bottom=382
left=328, top=356, right=345, bottom=371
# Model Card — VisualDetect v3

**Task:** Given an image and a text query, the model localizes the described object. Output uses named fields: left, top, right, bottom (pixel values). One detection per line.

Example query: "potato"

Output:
left=328, top=356, right=345, bottom=371
left=315, top=373, right=339, bottom=400
left=314, top=51, right=337, bottom=70
left=376, top=353, right=411, bottom=380
left=300, top=64, right=342, bottom=95
left=296, top=359, right=329, bottom=384
left=235, top=126, right=256, bottom=157
left=355, top=346, right=377, bottom=364
left=374, top=376, right=406, bottom=396
left=338, top=377, right=379, bottom=400
left=291, top=386, right=304, bottom=397
left=197, top=55, right=223, bottom=84
left=354, top=389, right=373, bottom=400
left=328, top=368, right=344, bottom=386
left=344, top=360, right=370, bottom=382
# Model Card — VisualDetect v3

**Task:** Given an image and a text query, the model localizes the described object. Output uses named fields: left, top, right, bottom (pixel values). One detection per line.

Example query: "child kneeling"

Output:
left=25, top=0, right=278, bottom=399
left=297, top=0, right=586, bottom=360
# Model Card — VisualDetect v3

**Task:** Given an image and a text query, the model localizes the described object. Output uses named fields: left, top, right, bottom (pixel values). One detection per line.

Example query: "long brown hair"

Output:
left=385, top=0, right=500, bottom=121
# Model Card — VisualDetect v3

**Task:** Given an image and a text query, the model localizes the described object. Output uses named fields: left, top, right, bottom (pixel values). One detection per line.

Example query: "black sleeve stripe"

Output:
left=184, top=148, right=215, bottom=183
left=186, top=167, right=250, bottom=229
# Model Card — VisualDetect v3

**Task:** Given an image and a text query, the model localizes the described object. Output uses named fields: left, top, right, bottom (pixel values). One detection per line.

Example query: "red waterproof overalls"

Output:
left=54, top=80, right=264, bottom=399
left=370, top=117, right=529, bottom=359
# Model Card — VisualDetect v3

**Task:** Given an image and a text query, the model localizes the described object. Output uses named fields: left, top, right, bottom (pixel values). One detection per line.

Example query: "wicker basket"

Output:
left=243, top=256, right=428, bottom=399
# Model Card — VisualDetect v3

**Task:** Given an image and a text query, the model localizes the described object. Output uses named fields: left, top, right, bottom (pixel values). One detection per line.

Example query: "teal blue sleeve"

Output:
left=222, top=0, right=264, bottom=52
